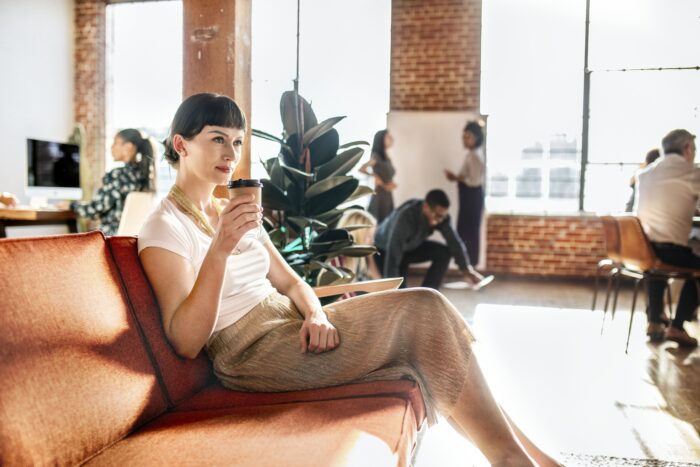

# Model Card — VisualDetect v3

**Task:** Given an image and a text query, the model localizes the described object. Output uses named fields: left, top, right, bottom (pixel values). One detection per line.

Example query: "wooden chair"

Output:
left=117, top=192, right=158, bottom=236
left=592, top=216, right=623, bottom=315
left=611, top=215, right=700, bottom=352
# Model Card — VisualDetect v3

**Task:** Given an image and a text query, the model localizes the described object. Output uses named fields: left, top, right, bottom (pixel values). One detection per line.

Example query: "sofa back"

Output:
left=0, top=232, right=168, bottom=466
left=107, top=236, right=213, bottom=404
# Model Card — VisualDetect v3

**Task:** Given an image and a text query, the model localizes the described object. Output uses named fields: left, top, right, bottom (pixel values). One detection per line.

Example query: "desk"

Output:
left=0, top=208, right=77, bottom=238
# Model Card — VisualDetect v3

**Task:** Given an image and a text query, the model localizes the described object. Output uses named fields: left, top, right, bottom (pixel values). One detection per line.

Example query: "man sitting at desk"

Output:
left=636, top=128, right=699, bottom=346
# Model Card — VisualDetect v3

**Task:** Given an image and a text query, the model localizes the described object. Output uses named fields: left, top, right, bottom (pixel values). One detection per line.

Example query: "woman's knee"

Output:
left=397, top=287, right=454, bottom=314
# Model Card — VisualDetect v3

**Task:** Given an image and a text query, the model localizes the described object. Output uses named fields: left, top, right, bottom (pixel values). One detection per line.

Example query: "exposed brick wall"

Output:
left=74, top=0, right=106, bottom=199
left=391, top=0, right=481, bottom=111
left=487, top=214, right=606, bottom=278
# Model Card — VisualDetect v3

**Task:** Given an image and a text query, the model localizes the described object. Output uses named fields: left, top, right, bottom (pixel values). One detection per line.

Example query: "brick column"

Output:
left=183, top=0, right=252, bottom=197
left=391, top=0, right=482, bottom=112
left=74, top=0, right=106, bottom=201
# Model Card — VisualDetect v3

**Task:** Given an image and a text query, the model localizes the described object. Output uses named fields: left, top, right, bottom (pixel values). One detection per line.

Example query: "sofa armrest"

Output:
left=313, top=277, right=403, bottom=298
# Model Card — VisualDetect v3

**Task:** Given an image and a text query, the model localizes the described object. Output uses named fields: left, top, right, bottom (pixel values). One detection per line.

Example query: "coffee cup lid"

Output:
left=228, top=179, right=263, bottom=188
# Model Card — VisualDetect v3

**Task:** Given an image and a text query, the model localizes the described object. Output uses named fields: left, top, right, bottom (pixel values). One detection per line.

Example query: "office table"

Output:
left=0, top=208, right=77, bottom=238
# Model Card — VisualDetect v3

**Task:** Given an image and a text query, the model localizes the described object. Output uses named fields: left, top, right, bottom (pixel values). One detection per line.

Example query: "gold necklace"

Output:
left=168, top=184, right=222, bottom=237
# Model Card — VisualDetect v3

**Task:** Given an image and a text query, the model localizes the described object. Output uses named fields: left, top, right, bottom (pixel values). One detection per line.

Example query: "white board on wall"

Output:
left=387, top=110, right=486, bottom=269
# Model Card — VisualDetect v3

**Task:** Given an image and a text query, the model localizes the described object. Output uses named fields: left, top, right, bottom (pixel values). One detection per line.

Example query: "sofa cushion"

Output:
left=175, top=380, right=426, bottom=425
left=107, top=236, right=212, bottom=405
left=84, top=397, right=418, bottom=467
left=0, top=232, right=168, bottom=466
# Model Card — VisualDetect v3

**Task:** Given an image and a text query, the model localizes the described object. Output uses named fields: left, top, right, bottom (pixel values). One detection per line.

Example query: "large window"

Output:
left=251, top=0, right=391, bottom=182
left=481, top=0, right=585, bottom=213
left=106, top=1, right=182, bottom=198
left=584, top=0, right=700, bottom=213
left=481, top=0, right=700, bottom=214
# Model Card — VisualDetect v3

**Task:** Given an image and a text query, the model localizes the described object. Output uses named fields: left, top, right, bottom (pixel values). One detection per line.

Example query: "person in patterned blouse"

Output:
left=70, top=129, right=156, bottom=235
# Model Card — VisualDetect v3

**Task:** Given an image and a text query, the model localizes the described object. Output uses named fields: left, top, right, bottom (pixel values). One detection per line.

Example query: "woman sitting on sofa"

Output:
left=137, top=93, right=561, bottom=467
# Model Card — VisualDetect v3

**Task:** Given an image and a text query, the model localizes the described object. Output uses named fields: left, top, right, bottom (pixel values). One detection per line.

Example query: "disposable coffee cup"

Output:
left=227, top=179, right=263, bottom=205
left=228, top=179, right=264, bottom=241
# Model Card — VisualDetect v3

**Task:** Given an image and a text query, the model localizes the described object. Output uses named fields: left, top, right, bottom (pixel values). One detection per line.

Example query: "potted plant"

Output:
left=253, top=91, right=375, bottom=292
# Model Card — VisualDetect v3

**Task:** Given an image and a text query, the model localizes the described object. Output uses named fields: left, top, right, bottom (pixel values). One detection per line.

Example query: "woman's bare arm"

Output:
left=358, top=159, right=375, bottom=176
left=139, top=195, right=262, bottom=359
left=140, top=246, right=227, bottom=359
left=264, top=240, right=339, bottom=353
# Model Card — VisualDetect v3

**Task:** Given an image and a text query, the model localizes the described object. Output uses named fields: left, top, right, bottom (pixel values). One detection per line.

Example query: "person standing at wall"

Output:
left=445, top=121, right=485, bottom=265
left=359, top=130, right=396, bottom=224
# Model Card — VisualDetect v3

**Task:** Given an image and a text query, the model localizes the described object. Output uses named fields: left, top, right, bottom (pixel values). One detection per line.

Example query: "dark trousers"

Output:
left=376, top=241, right=452, bottom=290
left=457, top=183, right=484, bottom=265
left=647, top=243, right=700, bottom=328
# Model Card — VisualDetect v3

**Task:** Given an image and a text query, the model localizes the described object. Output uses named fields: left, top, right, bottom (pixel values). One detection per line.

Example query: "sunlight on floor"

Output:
left=414, top=302, right=700, bottom=465
left=413, top=418, right=488, bottom=467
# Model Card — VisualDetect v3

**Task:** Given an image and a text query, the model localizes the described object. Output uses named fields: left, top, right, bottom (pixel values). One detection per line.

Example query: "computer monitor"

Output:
left=26, top=138, right=82, bottom=201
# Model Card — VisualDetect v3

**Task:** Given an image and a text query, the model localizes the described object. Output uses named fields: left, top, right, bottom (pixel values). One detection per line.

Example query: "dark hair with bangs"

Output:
left=163, top=93, right=247, bottom=166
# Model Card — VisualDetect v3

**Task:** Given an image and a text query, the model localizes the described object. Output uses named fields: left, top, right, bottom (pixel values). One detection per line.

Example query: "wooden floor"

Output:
left=411, top=276, right=700, bottom=466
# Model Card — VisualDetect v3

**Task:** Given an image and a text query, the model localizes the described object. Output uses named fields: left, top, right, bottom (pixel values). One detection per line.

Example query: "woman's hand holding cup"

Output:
left=211, top=194, right=262, bottom=257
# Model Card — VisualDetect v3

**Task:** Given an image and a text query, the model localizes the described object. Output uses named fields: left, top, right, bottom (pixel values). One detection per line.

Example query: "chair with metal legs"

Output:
left=612, top=215, right=700, bottom=352
left=592, top=216, right=623, bottom=317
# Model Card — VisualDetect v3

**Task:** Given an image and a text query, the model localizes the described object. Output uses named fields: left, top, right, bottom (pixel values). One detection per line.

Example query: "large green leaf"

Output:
left=309, top=238, right=353, bottom=254
left=305, top=176, right=354, bottom=199
left=344, top=185, right=374, bottom=204
left=280, top=91, right=317, bottom=137
left=309, top=229, right=353, bottom=254
left=315, top=147, right=364, bottom=180
left=316, top=209, right=345, bottom=226
left=262, top=156, right=276, bottom=176
left=267, top=228, right=285, bottom=249
left=326, top=244, right=377, bottom=258
left=280, top=162, right=313, bottom=186
left=304, top=178, right=359, bottom=216
left=286, top=183, right=303, bottom=215
left=302, top=116, right=346, bottom=147
left=308, top=129, right=339, bottom=169
left=282, top=237, right=303, bottom=254
left=287, top=216, right=328, bottom=232
left=338, top=140, right=370, bottom=149
left=261, top=179, right=292, bottom=211
left=316, top=265, right=354, bottom=286
left=252, top=128, right=286, bottom=146
left=313, top=228, right=352, bottom=244
left=283, top=133, right=303, bottom=169
left=338, top=223, right=374, bottom=232
left=270, top=157, right=285, bottom=188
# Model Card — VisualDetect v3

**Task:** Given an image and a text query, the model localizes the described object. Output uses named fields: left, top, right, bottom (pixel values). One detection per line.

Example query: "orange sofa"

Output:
left=0, top=232, right=425, bottom=466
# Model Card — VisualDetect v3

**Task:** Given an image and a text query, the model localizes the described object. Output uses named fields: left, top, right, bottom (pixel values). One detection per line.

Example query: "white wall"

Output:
left=0, top=0, right=74, bottom=205
left=0, top=0, right=74, bottom=236
left=387, top=110, right=486, bottom=269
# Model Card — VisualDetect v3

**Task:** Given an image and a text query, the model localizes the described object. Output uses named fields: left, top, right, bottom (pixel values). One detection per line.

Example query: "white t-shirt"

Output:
left=636, top=154, right=700, bottom=246
left=457, top=148, right=484, bottom=187
left=137, top=198, right=276, bottom=333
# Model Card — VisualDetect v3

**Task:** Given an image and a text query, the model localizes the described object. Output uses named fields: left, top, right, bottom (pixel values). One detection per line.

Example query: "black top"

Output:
left=374, top=199, right=471, bottom=277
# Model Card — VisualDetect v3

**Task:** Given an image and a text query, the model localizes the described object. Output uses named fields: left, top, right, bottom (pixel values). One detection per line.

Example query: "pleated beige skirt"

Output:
left=206, top=287, right=475, bottom=425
